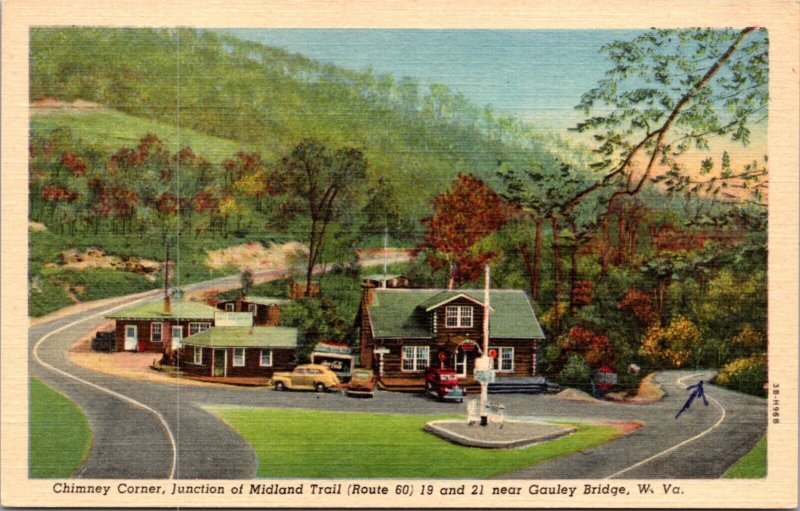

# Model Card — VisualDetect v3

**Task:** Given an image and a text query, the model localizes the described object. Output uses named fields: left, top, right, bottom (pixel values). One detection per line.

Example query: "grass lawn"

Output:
left=29, top=377, right=93, bottom=478
left=206, top=406, right=620, bottom=478
left=723, top=435, right=766, bottom=478
left=31, top=108, right=257, bottom=163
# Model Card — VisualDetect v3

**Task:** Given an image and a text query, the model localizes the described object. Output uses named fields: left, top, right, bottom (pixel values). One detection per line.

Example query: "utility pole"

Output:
left=478, top=265, right=491, bottom=426
left=164, top=236, right=171, bottom=314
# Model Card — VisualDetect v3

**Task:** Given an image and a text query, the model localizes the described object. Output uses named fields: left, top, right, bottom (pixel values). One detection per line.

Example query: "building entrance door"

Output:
left=213, top=349, right=226, bottom=377
left=124, top=325, right=137, bottom=351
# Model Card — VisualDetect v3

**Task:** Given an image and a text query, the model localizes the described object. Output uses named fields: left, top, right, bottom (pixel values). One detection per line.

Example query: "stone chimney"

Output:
left=362, top=281, right=376, bottom=307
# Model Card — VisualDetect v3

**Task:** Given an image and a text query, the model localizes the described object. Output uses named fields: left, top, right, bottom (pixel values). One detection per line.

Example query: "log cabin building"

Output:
left=356, top=284, right=546, bottom=380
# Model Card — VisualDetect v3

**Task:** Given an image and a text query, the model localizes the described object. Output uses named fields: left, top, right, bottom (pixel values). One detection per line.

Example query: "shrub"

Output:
left=639, top=316, right=701, bottom=369
left=558, top=353, right=592, bottom=392
left=715, top=355, right=767, bottom=397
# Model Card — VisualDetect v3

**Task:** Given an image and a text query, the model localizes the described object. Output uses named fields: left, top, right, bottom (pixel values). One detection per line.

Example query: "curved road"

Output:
left=30, top=294, right=766, bottom=480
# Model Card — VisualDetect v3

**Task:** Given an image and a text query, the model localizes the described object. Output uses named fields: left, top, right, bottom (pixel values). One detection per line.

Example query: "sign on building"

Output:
left=214, top=311, right=254, bottom=327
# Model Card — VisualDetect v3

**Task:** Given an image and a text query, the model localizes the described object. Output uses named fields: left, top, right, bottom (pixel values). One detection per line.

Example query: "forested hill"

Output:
left=30, top=28, right=580, bottom=212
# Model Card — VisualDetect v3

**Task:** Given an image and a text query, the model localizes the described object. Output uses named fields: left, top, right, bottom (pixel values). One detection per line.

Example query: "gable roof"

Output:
left=421, top=291, right=491, bottom=312
left=183, top=326, right=298, bottom=348
left=107, top=300, right=218, bottom=320
left=367, top=289, right=545, bottom=340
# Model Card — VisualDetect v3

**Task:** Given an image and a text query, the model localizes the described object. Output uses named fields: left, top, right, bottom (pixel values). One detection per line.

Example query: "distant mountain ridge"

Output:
left=30, top=28, right=583, bottom=212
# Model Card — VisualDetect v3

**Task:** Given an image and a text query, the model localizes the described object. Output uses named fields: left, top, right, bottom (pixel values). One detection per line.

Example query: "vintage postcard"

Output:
left=2, top=0, right=798, bottom=508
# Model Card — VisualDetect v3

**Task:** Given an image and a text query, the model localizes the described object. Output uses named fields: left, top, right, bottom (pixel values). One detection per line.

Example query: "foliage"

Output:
left=280, top=297, right=352, bottom=360
left=692, top=268, right=766, bottom=344
left=422, top=174, right=513, bottom=287
left=714, top=355, right=767, bottom=397
left=561, top=326, right=613, bottom=368
left=207, top=406, right=620, bottom=478
left=573, top=28, right=768, bottom=207
left=31, top=28, right=566, bottom=217
left=29, top=377, right=93, bottom=478
left=639, top=316, right=702, bottom=369
left=558, top=353, right=593, bottom=391
left=617, top=288, right=658, bottom=327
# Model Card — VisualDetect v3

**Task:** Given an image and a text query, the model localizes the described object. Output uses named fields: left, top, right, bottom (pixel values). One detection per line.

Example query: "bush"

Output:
left=639, top=316, right=702, bottom=369
left=714, top=355, right=767, bottom=397
left=558, top=353, right=592, bottom=392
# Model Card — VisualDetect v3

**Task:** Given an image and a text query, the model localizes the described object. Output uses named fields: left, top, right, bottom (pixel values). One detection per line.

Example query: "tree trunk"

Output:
left=447, top=260, right=455, bottom=290
left=601, top=206, right=612, bottom=275
left=533, top=218, right=542, bottom=301
left=617, top=215, right=626, bottom=266
left=551, top=216, right=561, bottom=338
left=569, top=220, right=578, bottom=313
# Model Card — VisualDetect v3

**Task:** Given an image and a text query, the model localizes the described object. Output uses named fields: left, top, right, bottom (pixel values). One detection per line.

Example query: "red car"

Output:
left=424, top=367, right=465, bottom=402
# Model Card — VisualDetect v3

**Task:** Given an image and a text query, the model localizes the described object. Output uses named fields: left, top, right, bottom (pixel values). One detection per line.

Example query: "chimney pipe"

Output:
left=362, top=282, right=376, bottom=307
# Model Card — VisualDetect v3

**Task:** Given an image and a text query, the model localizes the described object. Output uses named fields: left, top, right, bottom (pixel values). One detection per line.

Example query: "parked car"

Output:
left=424, top=367, right=465, bottom=403
left=345, top=368, right=377, bottom=398
left=272, top=364, right=340, bottom=392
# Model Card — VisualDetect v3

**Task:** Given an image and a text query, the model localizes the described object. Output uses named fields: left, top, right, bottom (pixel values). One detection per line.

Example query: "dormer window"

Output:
left=445, top=305, right=473, bottom=328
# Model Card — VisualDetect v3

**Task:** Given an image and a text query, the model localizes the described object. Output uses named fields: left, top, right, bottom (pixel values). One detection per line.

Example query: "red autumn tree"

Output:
left=422, top=173, right=512, bottom=288
left=561, top=326, right=612, bottom=368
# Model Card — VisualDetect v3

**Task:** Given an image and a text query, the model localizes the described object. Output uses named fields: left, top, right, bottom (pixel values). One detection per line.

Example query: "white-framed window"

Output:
left=225, top=303, right=234, bottom=312
left=151, top=322, right=163, bottom=343
left=189, top=322, right=211, bottom=336
left=171, top=326, right=183, bottom=350
left=401, top=345, right=429, bottom=372
left=445, top=305, right=473, bottom=328
left=193, top=346, right=203, bottom=365
left=260, top=349, right=272, bottom=367
left=233, top=348, right=245, bottom=367
left=490, top=347, right=514, bottom=372
left=248, top=303, right=257, bottom=316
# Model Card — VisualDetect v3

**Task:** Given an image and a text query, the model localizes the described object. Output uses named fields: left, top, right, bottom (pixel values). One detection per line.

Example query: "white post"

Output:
left=479, top=265, right=491, bottom=426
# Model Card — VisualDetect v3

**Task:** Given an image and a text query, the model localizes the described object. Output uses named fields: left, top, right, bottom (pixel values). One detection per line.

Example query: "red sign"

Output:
left=438, top=352, right=447, bottom=361
left=488, top=349, right=498, bottom=359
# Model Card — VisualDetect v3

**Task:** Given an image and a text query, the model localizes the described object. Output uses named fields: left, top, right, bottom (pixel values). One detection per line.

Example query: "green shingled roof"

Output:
left=107, top=300, right=218, bottom=320
left=368, top=289, right=545, bottom=340
left=183, top=326, right=298, bottom=348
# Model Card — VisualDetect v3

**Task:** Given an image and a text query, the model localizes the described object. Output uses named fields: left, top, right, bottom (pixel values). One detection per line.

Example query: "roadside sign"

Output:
left=594, top=367, right=617, bottom=391
left=488, top=348, right=498, bottom=359
left=374, top=348, right=390, bottom=355
left=475, top=370, right=496, bottom=384
left=438, top=352, right=447, bottom=361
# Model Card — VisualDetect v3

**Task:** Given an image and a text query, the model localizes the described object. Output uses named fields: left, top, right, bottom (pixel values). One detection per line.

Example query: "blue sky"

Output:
left=222, top=28, right=766, bottom=165
left=223, top=29, right=642, bottom=134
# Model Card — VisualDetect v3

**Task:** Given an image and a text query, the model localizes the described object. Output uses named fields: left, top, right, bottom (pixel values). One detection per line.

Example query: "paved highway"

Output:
left=30, top=294, right=766, bottom=480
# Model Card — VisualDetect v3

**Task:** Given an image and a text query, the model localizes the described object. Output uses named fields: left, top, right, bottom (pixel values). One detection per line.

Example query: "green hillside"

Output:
left=31, top=108, right=251, bottom=164
left=30, top=28, right=572, bottom=212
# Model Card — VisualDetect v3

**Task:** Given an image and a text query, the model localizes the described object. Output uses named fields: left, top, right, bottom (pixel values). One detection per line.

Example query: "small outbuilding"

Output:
left=178, top=326, right=298, bottom=378
left=215, top=295, right=290, bottom=326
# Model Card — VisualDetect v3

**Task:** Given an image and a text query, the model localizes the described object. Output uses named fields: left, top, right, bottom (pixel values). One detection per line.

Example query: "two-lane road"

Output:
left=29, top=295, right=766, bottom=480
